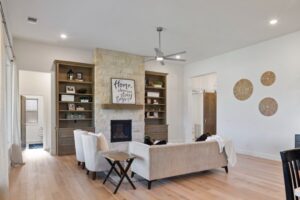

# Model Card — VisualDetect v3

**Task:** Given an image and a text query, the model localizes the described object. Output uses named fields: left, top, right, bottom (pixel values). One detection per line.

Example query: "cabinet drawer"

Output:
left=145, top=125, right=168, bottom=133
left=58, top=128, right=95, bottom=138
left=58, top=144, right=75, bottom=155
left=58, top=137, right=74, bottom=145
left=146, top=133, right=167, bottom=141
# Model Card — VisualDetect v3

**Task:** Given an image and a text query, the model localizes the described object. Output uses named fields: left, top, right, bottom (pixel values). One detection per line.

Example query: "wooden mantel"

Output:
left=101, top=104, right=144, bottom=110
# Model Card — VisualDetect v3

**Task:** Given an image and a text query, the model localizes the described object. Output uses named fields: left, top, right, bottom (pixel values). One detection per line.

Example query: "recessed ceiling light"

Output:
left=60, top=33, right=67, bottom=39
left=27, top=17, right=38, bottom=24
left=269, top=19, right=278, bottom=25
left=176, top=55, right=181, bottom=59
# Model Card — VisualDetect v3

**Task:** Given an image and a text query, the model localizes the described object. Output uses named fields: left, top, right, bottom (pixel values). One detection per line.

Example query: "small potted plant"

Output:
left=153, top=80, right=163, bottom=88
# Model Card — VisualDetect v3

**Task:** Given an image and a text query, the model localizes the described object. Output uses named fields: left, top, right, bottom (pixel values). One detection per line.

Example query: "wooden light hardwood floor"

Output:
left=9, top=149, right=285, bottom=200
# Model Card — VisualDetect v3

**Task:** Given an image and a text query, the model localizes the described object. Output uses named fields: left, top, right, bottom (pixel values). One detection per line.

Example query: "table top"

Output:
left=102, top=151, right=135, bottom=162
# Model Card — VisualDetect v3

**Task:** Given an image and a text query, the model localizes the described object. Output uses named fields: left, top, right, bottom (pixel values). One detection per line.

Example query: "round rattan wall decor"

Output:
left=261, top=71, right=276, bottom=86
left=233, top=79, right=253, bottom=101
left=259, top=97, right=278, bottom=116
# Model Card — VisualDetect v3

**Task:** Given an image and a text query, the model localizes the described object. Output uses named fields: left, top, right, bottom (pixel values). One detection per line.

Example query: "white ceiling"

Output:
left=7, top=0, right=300, bottom=62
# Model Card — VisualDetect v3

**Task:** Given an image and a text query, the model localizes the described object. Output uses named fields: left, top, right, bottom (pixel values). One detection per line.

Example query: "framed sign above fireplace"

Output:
left=111, top=78, right=136, bottom=104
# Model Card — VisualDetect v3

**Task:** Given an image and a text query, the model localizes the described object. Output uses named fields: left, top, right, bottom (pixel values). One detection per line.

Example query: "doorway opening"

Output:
left=19, top=70, right=52, bottom=152
left=21, top=96, right=45, bottom=149
left=191, top=73, right=217, bottom=139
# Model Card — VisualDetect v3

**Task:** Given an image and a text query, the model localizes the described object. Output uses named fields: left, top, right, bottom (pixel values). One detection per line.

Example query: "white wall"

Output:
left=145, top=61, right=184, bottom=142
left=19, top=71, right=51, bottom=151
left=192, top=73, right=217, bottom=92
left=184, top=30, right=300, bottom=160
left=14, top=38, right=93, bottom=72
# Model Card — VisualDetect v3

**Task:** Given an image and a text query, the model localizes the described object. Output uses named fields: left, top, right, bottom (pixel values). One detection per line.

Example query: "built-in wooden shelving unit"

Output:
left=145, top=71, right=168, bottom=141
left=55, top=60, right=95, bottom=155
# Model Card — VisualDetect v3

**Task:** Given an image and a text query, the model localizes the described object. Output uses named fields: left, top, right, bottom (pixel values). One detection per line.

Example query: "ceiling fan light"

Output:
left=156, top=57, right=164, bottom=61
left=175, top=55, right=181, bottom=59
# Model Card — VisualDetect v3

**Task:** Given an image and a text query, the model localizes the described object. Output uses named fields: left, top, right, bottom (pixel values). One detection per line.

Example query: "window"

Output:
left=26, top=99, right=38, bottom=124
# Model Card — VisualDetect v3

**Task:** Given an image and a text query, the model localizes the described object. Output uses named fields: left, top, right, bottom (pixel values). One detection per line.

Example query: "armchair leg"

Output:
left=148, top=181, right=152, bottom=190
left=81, top=162, right=85, bottom=169
left=223, top=166, right=228, bottom=173
left=92, top=172, right=97, bottom=180
left=86, top=170, right=89, bottom=175
left=131, top=171, right=135, bottom=178
left=77, top=161, right=81, bottom=166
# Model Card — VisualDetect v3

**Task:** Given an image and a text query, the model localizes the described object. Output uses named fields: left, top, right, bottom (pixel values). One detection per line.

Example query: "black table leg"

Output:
left=103, top=160, right=117, bottom=184
left=106, top=159, right=122, bottom=178
left=113, top=159, right=136, bottom=194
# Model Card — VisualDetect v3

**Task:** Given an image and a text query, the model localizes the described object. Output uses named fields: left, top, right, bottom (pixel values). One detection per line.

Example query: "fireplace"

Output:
left=111, top=120, right=132, bottom=143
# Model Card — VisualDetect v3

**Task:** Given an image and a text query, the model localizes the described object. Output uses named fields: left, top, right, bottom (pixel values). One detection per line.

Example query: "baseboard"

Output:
left=237, top=149, right=281, bottom=161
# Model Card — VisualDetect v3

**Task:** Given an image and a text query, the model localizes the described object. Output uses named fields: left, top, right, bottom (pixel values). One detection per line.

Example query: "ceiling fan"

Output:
left=145, top=27, right=186, bottom=65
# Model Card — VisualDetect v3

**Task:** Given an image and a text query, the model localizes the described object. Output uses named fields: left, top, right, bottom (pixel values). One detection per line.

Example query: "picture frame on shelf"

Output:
left=66, top=86, right=75, bottom=94
left=68, top=103, right=76, bottom=111
left=76, top=72, right=83, bottom=81
left=147, top=112, right=154, bottom=118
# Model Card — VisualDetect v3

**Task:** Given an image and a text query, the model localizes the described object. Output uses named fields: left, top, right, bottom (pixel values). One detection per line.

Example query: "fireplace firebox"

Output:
left=111, top=120, right=132, bottom=143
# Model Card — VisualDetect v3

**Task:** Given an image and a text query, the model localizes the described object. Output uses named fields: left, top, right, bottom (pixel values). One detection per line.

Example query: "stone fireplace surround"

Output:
left=94, top=48, right=145, bottom=151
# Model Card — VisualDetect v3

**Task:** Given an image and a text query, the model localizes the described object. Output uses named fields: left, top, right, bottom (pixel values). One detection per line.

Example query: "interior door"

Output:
left=203, top=91, right=217, bottom=135
left=25, top=97, right=44, bottom=146
left=20, top=95, right=26, bottom=149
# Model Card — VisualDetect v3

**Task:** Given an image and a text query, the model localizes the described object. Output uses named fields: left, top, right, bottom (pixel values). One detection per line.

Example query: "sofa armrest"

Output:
left=129, top=141, right=150, bottom=180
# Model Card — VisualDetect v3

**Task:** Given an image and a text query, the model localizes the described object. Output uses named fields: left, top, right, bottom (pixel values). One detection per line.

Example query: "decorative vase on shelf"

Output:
left=67, top=69, right=74, bottom=80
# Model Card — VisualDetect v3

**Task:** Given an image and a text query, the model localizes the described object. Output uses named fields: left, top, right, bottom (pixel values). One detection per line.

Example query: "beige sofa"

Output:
left=129, top=141, right=228, bottom=189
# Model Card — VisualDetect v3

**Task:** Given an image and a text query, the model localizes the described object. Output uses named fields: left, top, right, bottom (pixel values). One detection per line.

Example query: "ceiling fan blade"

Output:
left=154, top=48, right=163, bottom=57
left=144, top=57, right=156, bottom=62
left=160, top=61, right=165, bottom=65
left=164, top=57, right=186, bottom=62
left=165, top=51, right=186, bottom=58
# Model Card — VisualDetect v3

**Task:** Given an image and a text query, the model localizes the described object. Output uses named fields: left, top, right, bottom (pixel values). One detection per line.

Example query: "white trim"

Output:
left=237, top=149, right=281, bottom=161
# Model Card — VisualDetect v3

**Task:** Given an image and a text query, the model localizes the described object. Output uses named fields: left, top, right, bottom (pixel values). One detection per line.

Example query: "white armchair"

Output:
left=81, top=134, right=110, bottom=180
left=73, top=129, right=87, bottom=168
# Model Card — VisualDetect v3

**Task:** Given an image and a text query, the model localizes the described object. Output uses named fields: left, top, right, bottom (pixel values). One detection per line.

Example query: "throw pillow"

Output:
left=153, top=140, right=167, bottom=145
left=96, top=133, right=109, bottom=151
left=88, top=132, right=109, bottom=151
left=196, top=133, right=209, bottom=142
left=144, top=136, right=153, bottom=145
